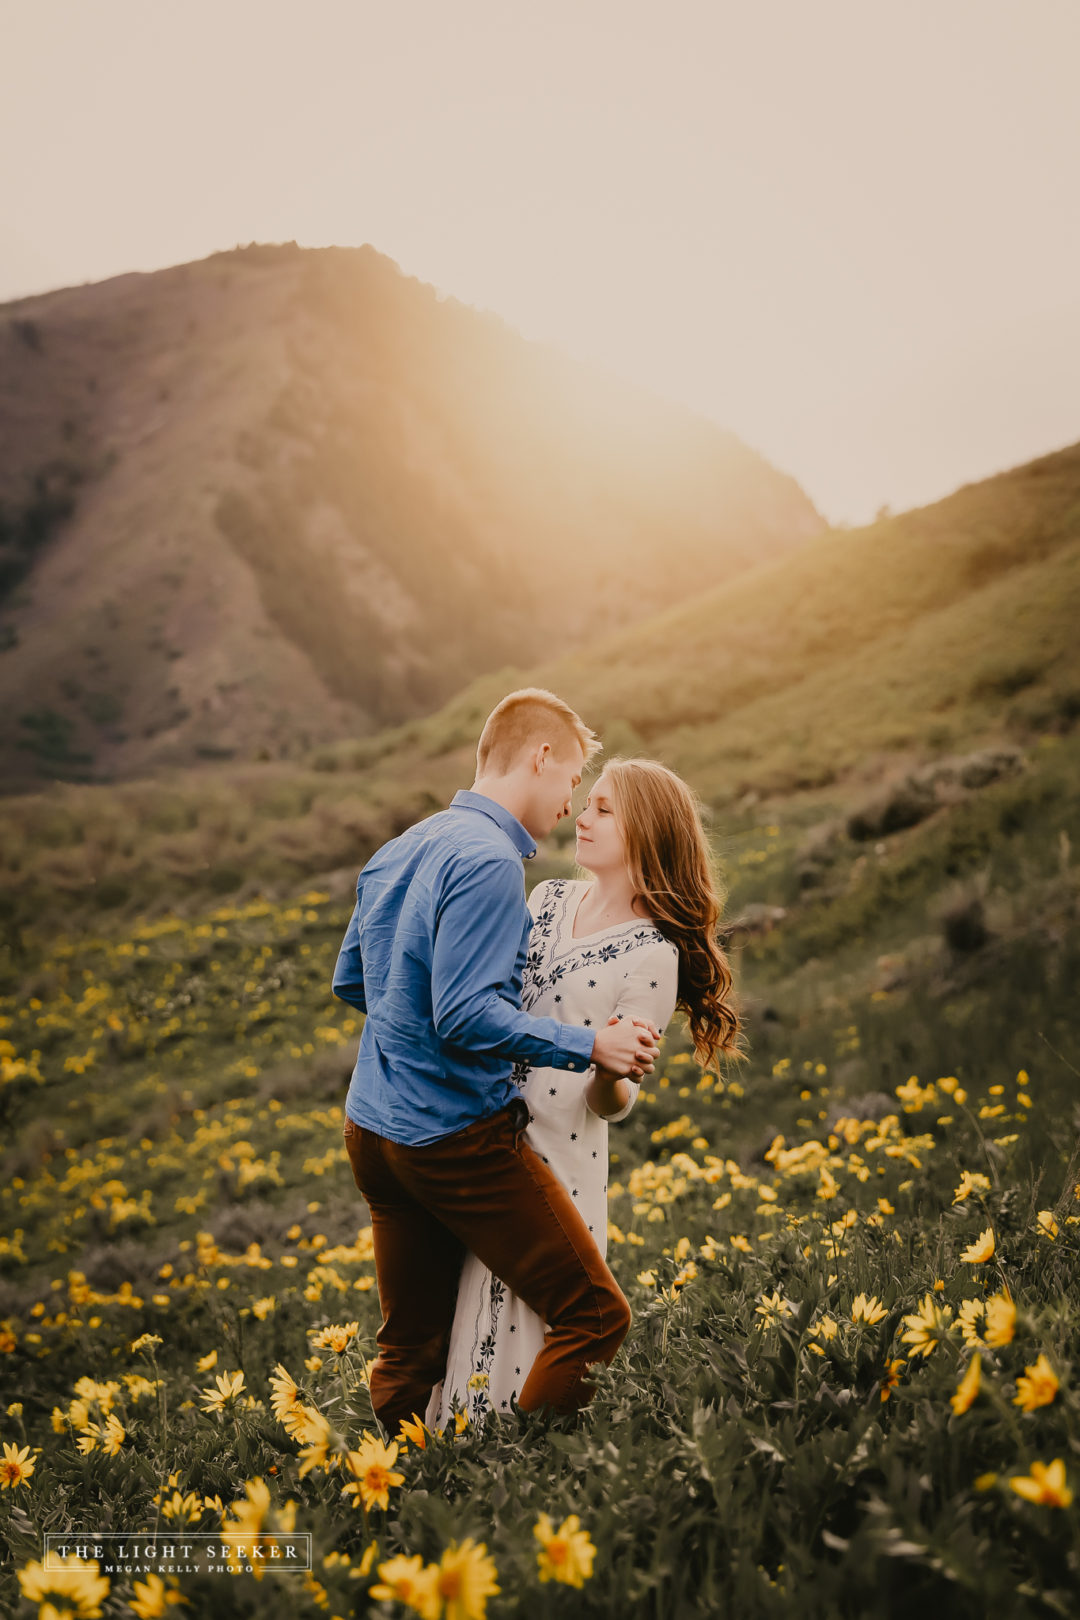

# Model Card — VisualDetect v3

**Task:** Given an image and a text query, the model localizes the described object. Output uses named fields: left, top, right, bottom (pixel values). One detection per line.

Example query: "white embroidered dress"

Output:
left=426, top=876, right=679, bottom=1427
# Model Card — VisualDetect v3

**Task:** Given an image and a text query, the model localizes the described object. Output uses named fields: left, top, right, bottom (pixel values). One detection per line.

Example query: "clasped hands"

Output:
left=589, top=1014, right=660, bottom=1083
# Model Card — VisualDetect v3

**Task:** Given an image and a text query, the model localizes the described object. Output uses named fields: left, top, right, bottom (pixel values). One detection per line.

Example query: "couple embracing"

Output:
left=332, top=688, right=740, bottom=1437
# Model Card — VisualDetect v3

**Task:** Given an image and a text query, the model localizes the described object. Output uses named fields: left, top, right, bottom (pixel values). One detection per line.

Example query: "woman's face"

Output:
left=574, top=773, right=627, bottom=876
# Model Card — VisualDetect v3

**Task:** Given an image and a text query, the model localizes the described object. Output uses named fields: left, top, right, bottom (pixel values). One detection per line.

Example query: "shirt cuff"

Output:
left=550, top=1023, right=596, bottom=1073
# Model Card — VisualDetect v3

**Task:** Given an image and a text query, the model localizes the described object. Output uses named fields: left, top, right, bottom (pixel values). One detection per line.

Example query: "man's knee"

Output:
left=584, top=1273, right=630, bottom=1358
left=605, top=1281, right=632, bottom=1349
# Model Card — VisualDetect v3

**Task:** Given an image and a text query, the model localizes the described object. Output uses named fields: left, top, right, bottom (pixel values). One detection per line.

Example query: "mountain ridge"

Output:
left=0, top=241, right=821, bottom=791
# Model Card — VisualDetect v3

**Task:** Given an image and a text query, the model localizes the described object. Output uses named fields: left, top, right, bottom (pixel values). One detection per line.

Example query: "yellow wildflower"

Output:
left=268, top=1363, right=303, bottom=1423
left=160, top=1490, right=202, bottom=1522
left=0, top=1441, right=35, bottom=1489
left=851, top=1293, right=888, bottom=1325
left=534, top=1513, right=597, bottom=1588
left=396, top=1413, right=430, bottom=1449
left=296, top=1410, right=336, bottom=1478
left=220, top=1477, right=297, bottom=1580
left=879, top=1358, right=905, bottom=1403
left=958, top=1298, right=986, bottom=1346
left=76, top=1413, right=126, bottom=1456
left=755, top=1290, right=793, bottom=1325
left=309, top=1321, right=360, bottom=1354
left=959, top=1228, right=995, bottom=1264
left=123, top=1375, right=159, bottom=1402
left=17, top=1555, right=110, bottom=1617
left=1010, top=1459, right=1072, bottom=1508
left=817, top=1167, right=839, bottom=1200
left=357, top=1540, right=379, bottom=1576
left=950, top=1353, right=981, bottom=1415
left=200, top=1370, right=245, bottom=1413
left=195, top=1350, right=218, bottom=1372
left=984, top=1291, right=1016, bottom=1347
left=1036, top=1210, right=1059, bottom=1240
left=341, top=1434, right=404, bottom=1510
left=1013, top=1353, right=1059, bottom=1413
left=370, top=1555, right=441, bottom=1620
left=435, top=1538, right=500, bottom=1620
left=900, top=1293, right=954, bottom=1358
left=130, top=1571, right=188, bottom=1617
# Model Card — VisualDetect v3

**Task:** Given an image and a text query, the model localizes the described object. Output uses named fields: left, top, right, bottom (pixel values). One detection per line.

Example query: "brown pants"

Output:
left=342, top=1096, right=631, bottom=1435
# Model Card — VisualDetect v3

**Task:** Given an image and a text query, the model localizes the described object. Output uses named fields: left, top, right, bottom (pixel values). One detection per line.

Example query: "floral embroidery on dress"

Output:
left=522, top=879, right=666, bottom=1004
left=466, top=1274, right=507, bottom=1420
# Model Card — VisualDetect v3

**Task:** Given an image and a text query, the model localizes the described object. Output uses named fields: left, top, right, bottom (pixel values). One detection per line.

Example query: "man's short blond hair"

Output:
left=476, top=688, right=601, bottom=775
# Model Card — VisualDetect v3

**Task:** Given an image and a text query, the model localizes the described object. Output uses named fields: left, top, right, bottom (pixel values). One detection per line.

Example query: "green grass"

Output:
left=2, top=764, right=1079, bottom=1615
left=1, top=888, right=1077, bottom=1618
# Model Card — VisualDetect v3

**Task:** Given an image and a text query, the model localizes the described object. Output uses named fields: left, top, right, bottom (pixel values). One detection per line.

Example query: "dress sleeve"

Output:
left=590, top=939, right=680, bottom=1124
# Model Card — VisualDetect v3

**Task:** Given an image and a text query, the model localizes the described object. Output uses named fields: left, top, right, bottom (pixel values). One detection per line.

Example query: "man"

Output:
left=333, top=687, right=659, bottom=1436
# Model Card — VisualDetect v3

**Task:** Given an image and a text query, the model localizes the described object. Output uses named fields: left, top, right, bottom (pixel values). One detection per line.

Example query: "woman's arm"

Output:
left=584, top=1039, right=635, bottom=1119
left=585, top=943, right=679, bottom=1122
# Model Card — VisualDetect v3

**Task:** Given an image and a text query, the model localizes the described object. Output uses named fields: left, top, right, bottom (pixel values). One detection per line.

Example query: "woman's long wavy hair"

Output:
left=596, top=758, right=742, bottom=1069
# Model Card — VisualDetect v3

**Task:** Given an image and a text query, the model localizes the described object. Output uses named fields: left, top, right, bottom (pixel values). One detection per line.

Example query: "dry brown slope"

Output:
left=0, top=242, right=821, bottom=791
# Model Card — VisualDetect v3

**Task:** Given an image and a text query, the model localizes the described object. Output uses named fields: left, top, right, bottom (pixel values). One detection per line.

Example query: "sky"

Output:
left=3, top=0, right=1079, bottom=525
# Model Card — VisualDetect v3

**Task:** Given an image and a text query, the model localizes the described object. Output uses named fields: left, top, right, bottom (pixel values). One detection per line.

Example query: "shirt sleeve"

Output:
left=589, top=939, right=680, bottom=1124
left=431, top=857, right=595, bottom=1072
left=331, top=898, right=367, bottom=1012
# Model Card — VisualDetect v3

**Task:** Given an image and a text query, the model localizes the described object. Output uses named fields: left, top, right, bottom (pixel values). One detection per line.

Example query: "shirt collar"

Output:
left=450, top=789, right=538, bottom=859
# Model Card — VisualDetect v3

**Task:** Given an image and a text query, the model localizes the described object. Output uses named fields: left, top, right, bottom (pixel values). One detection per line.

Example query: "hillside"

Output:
left=353, top=437, right=1080, bottom=804
left=0, top=241, right=820, bottom=791
left=2, top=446, right=1080, bottom=1620
left=0, top=438, right=1077, bottom=932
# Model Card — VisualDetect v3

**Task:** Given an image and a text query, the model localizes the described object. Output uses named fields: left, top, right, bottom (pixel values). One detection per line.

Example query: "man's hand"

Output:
left=590, top=1014, right=659, bottom=1080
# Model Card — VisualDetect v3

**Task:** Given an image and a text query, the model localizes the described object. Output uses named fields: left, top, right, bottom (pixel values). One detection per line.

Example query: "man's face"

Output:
left=521, top=741, right=586, bottom=839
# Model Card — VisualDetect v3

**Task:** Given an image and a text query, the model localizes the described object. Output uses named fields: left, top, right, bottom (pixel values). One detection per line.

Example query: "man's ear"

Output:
left=533, top=742, right=551, bottom=775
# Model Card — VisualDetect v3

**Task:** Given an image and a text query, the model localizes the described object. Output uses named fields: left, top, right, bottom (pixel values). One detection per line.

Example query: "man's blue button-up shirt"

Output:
left=333, top=789, right=596, bottom=1145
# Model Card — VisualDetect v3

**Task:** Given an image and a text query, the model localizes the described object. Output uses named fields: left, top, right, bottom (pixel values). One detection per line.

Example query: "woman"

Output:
left=426, top=757, right=741, bottom=1427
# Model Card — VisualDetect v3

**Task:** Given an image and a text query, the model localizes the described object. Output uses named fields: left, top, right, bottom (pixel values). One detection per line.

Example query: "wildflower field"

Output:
left=1, top=819, right=1079, bottom=1620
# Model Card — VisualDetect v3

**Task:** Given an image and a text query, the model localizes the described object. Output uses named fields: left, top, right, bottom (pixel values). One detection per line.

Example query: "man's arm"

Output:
left=431, top=857, right=596, bottom=1072
left=331, top=899, right=367, bottom=1013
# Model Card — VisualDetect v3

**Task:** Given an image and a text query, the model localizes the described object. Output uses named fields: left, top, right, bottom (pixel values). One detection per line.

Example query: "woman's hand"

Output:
left=591, top=1014, right=659, bottom=1081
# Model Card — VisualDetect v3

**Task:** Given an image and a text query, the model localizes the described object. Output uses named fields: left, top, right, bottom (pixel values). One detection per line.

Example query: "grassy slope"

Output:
left=1, top=452, right=1079, bottom=1616
left=3, top=439, right=1077, bottom=939
left=357, top=438, right=1080, bottom=800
